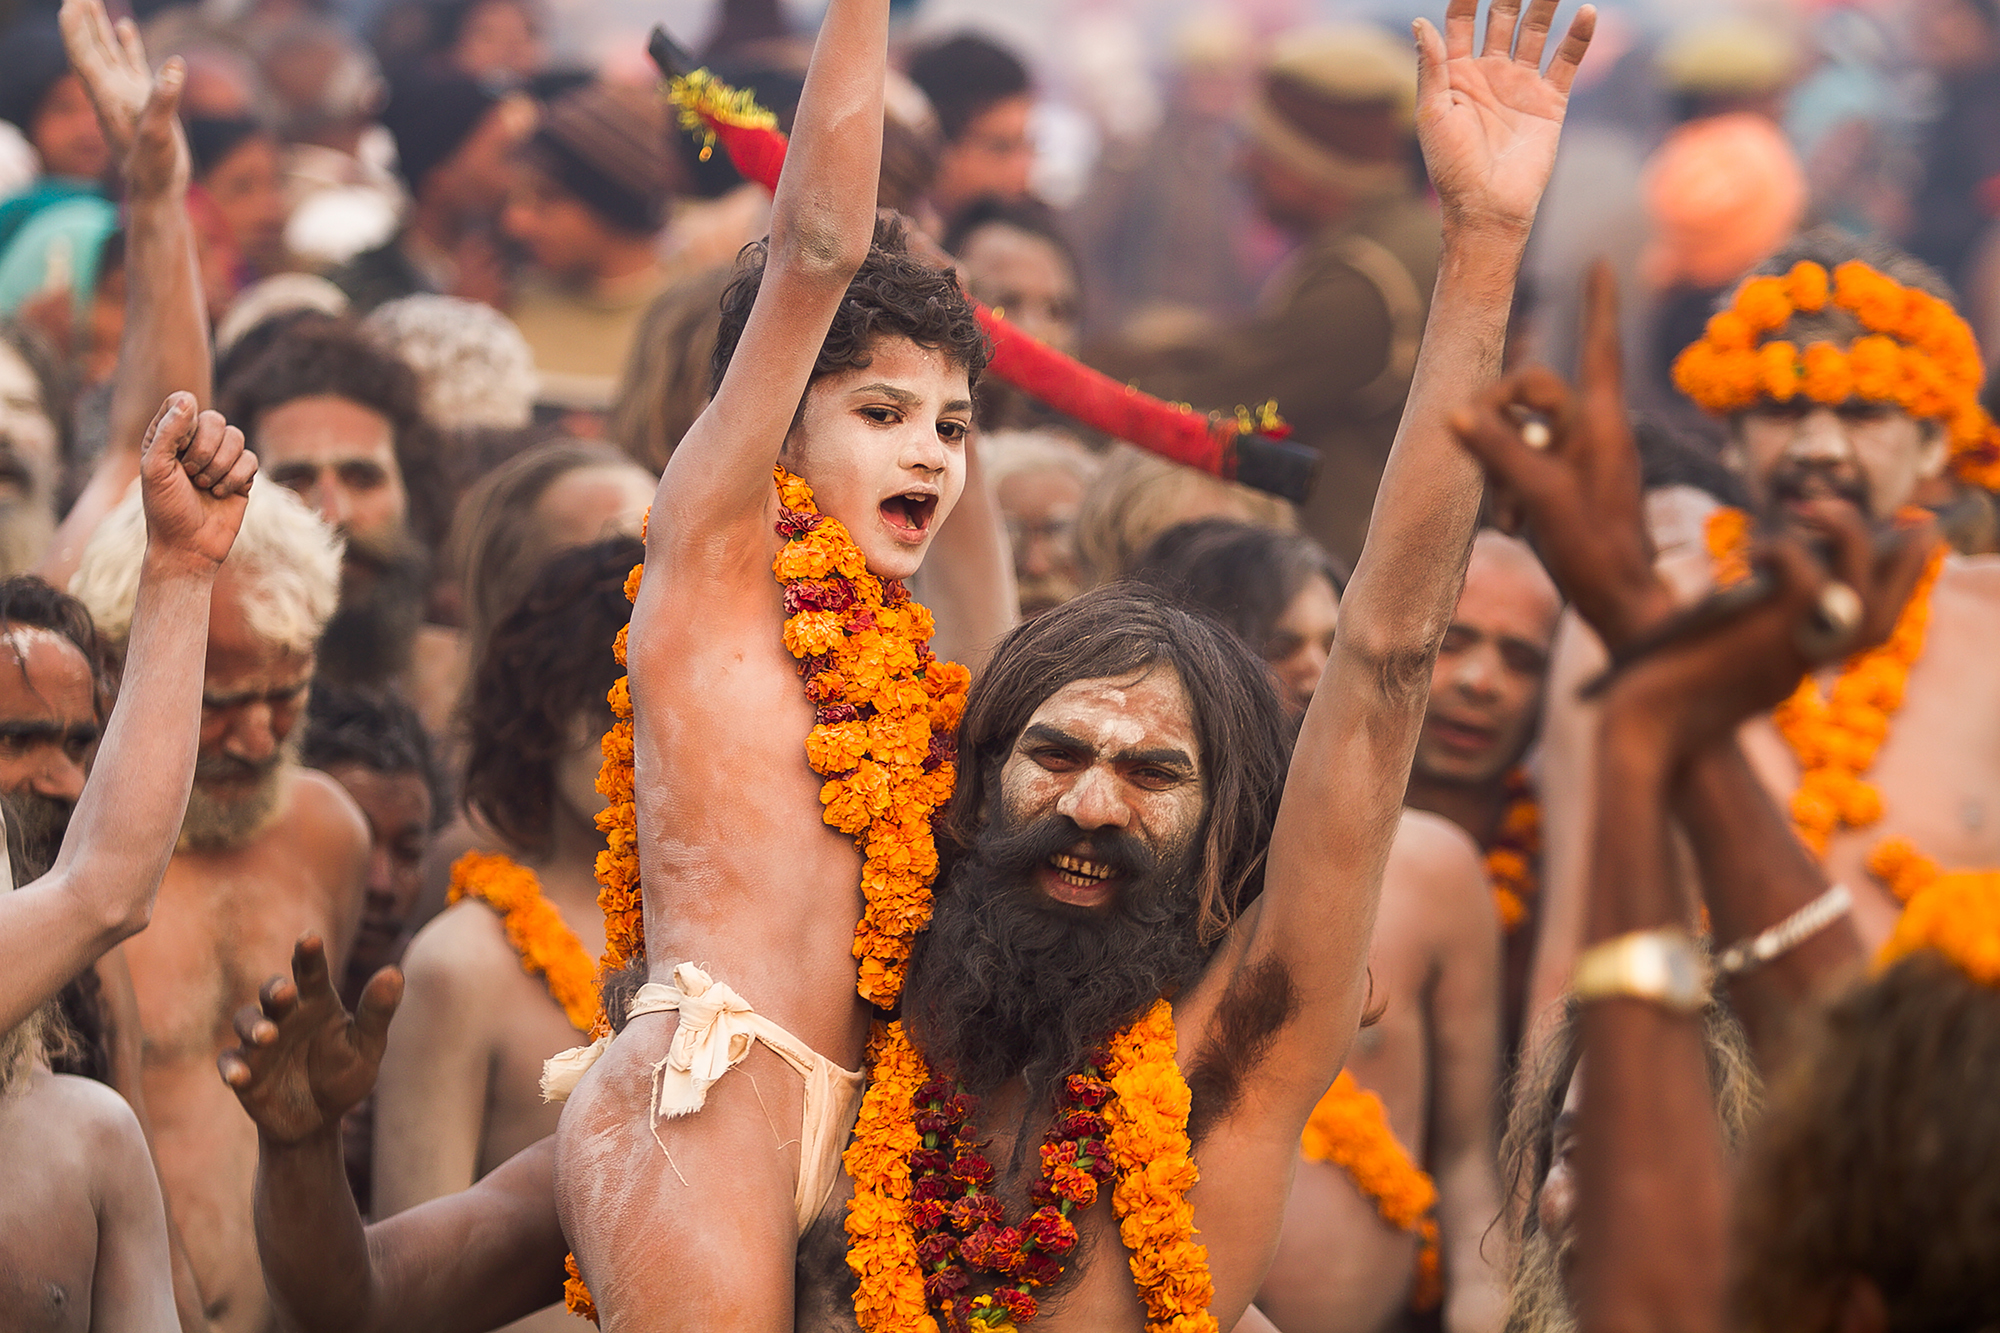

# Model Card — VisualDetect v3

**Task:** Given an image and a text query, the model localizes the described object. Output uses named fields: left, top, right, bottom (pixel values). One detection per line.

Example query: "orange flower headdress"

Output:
left=1672, top=259, right=2000, bottom=490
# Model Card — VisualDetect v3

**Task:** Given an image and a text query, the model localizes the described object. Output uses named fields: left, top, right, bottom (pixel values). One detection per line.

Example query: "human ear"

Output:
left=1912, top=418, right=1950, bottom=483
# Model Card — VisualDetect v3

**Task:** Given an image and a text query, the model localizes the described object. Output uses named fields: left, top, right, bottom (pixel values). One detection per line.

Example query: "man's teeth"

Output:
left=1051, top=853, right=1114, bottom=886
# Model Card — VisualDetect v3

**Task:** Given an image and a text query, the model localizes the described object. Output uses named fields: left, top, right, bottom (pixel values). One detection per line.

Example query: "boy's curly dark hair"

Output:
left=710, top=214, right=990, bottom=400
left=459, top=536, right=643, bottom=857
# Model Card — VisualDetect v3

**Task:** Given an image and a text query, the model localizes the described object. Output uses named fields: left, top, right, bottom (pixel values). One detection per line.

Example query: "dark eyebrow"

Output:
left=203, top=678, right=312, bottom=709
left=0, top=719, right=96, bottom=742
left=1020, top=722, right=1087, bottom=751
left=850, top=383, right=921, bottom=407
left=1018, top=724, right=1194, bottom=775
left=942, top=399, right=974, bottom=415
left=1118, top=747, right=1195, bottom=773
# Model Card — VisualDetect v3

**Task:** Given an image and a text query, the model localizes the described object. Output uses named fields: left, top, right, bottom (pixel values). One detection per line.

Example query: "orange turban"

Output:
left=1642, top=113, right=1807, bottom=290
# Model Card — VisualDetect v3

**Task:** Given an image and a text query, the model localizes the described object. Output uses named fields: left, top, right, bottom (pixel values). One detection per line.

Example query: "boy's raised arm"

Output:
left=650, top=0, right=889, bottom=544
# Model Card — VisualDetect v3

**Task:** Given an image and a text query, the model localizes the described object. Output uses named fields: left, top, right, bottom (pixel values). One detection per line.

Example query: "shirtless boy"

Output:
left=1, top=392, right=261, bottom=1333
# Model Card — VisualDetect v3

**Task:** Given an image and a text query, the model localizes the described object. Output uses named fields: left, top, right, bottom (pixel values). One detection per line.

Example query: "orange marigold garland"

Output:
left=1876, top=861, right=2000, bottom=984
left=845, top=1002, right=1217, bottom=1333
left=447, top=851, right=600, bottom=1033
left=773, top=467, right=969, bottom=1009
left=1299, top=1072, right=1441, bottom=1310
left=1487, top=768, right=1540, bottom=934
left=1671, top=259, right=2000, bottom=489
left=1704, top=508, right=1945, bottom=857
left=1103, top=1000, right=1220, bottom=1333
left=566, top=538, right=648, bottom=1323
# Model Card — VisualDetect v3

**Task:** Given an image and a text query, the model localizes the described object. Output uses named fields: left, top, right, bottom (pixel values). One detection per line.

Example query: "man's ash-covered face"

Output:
left=1415, top=532, right=1561, bottom=788
left=0, top=625, right=98, bottom=872
left=0, top=341, right=62, bottom=576
left=255, top=394, right=427, bottom=683
left=784, top=336, right=971, bottom=583
left=1509, top=1066, right=1583, bottom=1333
left=1731, top=397, right=1947, bottom=526
left=188, top=570, right=313, bottom=852
left=902, top=666, right=1212, bottom=1100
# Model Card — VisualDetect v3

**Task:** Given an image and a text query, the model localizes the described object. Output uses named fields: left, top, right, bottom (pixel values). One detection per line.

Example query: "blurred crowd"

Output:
left=1, top=0, right=1998, bottom=1330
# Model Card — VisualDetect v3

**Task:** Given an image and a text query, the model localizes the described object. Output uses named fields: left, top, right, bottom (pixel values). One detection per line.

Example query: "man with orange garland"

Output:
left=215, top=2, right=1593, bottom=1330
left=1405, top=529, right=1562, bottom=1047
left=1525, top=230, right=2000, bottom=1027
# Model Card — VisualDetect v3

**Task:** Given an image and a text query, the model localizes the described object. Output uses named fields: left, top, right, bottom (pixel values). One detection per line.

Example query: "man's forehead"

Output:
left=1019, top=668, right=1199, bottom=758
left=1459, top=536, right=1561, bottom=643
left=255, top=393, right=396, bottom=463
left=0, top=627, right=97, bottom=717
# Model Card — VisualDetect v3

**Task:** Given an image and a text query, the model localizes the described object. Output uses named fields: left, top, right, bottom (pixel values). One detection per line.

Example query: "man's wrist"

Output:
left=1440, top=208, right=1534, bottom=253
left=141, top=542, right=222, bottom=583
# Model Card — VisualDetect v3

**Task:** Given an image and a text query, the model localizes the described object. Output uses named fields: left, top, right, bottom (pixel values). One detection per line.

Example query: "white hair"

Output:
left=364, top=296, right=538, bottom=432
left=71, top=481, right=344, bottom=651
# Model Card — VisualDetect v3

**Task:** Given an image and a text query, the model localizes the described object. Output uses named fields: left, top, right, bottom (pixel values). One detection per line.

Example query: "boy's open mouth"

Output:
left=880, top=491, right=937, bottom=541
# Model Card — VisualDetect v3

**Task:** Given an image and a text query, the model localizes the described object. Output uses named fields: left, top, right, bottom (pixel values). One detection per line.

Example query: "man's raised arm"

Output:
left=42, top=0, right=211, bottom=588
left=0, top=393, right=254, bottom=1035
left=647, top=0, right=888, bottom=546
left=1234, top=0, right=1594, bottom=1080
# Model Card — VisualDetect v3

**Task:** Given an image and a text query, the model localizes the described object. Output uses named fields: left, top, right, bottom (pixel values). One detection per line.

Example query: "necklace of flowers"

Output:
left=1299, top=1071, right=1440, bottom=1310
left=1486, top=768, right=1540, bottom=934
left=773, top=467, right=969, bottom=1010
left=846, top=1000, right=1218, bottom=1333
left=1704, top=507, right=1946, bottom=858
left=560, top=543, right=646, bottom=1323
left=447, top=850, right=600, bottom=1033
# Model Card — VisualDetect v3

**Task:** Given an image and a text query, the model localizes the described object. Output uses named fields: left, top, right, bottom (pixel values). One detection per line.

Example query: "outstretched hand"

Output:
left=218, top=936, right=402, bottom=1146
left=1414, top=0, right=1595, bottom=234
left=140, top=393, right=258, bottom=568
left=1608, top=504, right=1937, bottom=763
left=59, top=0, right=186, bottom=198
left=1449, top=264, right=1672, bottom=650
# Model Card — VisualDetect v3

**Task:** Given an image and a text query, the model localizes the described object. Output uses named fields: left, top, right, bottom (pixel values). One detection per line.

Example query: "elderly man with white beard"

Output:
left=70, top=477, right=368, bottom=1333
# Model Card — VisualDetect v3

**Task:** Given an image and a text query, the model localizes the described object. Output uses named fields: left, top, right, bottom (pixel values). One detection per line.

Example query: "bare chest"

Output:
left=126, top=851, right=343, bottom=1063
left=1740, top=589, right=2000, bottom=889
left=0, top=1115, right=95, bottom=1333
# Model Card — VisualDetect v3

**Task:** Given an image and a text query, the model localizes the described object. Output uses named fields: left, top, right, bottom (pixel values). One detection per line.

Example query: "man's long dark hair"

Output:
left=937, top=583, right=1294, bottom=948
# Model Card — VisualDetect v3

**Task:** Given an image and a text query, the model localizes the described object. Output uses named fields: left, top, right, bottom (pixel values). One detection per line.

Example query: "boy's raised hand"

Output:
left=139, top=392, right=257, bottom=569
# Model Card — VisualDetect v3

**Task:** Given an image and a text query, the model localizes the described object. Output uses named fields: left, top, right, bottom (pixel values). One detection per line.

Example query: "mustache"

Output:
left=964, top=810, right=1160, bottom=901
left=194, top=750, right=285, bottom=784
left=1766, top=460, right=1870, bottom=511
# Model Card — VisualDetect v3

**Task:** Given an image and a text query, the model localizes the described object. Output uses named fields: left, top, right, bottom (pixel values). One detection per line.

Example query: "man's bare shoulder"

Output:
left=4, top=1069, right=147, bottom=1170
left=276, top=768, right=371, bottom=871
left=1388, top=808, right=1485, bottom=891
left=401, top=899, right=520, bottom=995
left=1937, top=550, right=2000, bottom=614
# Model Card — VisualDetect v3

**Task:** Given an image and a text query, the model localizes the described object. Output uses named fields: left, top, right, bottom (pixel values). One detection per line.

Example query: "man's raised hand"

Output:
left=1608, top=504, right=1936, bottom=762
left=1414, top=0, right=1594, bottom=234
left=218, top=936, right=403, bottom=1146
left=1449, top=264, right=1673, bottom=650
left=141, top=393, right=257, bottom=568
left=59, top=0, right=186, bottom=198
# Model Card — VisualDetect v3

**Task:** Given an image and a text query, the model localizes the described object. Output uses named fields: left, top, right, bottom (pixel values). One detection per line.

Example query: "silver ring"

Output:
left=1816, top=582, right=1863, bottom=637
left=1520, top=419, right=1551, bottom=450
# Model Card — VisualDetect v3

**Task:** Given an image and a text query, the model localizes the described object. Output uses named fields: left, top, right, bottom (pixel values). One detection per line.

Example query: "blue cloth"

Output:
left=0, top=186, right=117, bottom=318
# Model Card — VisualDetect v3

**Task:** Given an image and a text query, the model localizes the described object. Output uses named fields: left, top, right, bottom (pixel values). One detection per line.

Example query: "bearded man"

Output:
left=71, top=477, right=368, bottom=1333
left=216, top=318, right=446, bottom=695
left=1525, top=230, right=2000, bottom=1027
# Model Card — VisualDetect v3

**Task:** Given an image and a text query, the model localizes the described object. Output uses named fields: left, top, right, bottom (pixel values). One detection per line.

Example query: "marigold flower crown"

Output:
left=1672, top=259, right=2000, bottom=491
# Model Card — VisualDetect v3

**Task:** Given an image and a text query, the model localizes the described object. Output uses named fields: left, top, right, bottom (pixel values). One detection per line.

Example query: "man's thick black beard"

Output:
left=3, top=787, right=67, bottom=882
left=900, top=809, right=1211, bottom=1108
left=316, top=535, right=429, bottom=689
